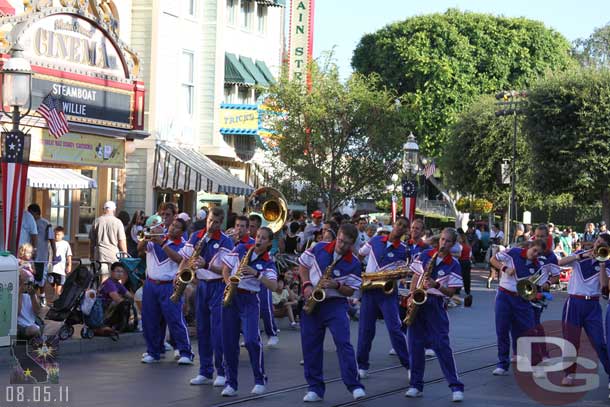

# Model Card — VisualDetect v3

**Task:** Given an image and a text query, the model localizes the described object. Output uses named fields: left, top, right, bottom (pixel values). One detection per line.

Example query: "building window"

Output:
left=182, top=50, right=195, bottom=116
left=79, top=169, right=97, bottom=236
left=257, top=4, right=267, bottom=33
left=224, top=85, right=235, bottom=103
left=50, top=190, right=72, bottom=241
left=240, top=0, right=253, bottom=29
left=238, top=87, right=251, bottom=104
left=227, top=0, right=237, bottom=25
left=184, top=0, right=196, bottom=16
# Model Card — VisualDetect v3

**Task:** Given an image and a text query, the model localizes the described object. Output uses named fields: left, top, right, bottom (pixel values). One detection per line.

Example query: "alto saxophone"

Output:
left=403, top=252, right=438, bottom=326
left=170, top=231, right=207, bottom=303
left=303, top=257, right=342, bottom=315
left=361, top=261, right=411, bottom=294
left=223, top=246, right=255, bottom=307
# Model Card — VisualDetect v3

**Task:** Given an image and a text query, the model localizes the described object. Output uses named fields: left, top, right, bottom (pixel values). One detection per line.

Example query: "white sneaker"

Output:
left=452, top=391, right=464, bottom=402
left=303, top=391, right=323, bottom=402
left=425, top=349, right=436, bottom=357
left=141, top=355, right=160, bottom=364
left=290, top=321, right=299, bottom=329
left=221, top=386, right=238, bottom=397
left=352, top=388, right=366, bottom=400
left=492, top=367, right=508, bottom=376
left=358, top=369, right=369, bottom=379
left=213, top=376, right=226, bottom=387
left=141, top=352, right=166, bottom=359
left=561, top=374, right=575, bottom=386
left=251, top=384, right=266, bottom=395
left=267, top=336, right=279, bottom=347
left=405, top=388, right=423, bottom=398
left=177, top=356, right=194, bottom=365
left=174, top=350, right=180, bottom=360
left=164, top=342, right=173, bottom=352
left=190, top=375, right=213, bottom=385
left=388, top=348, right=396, bottom=355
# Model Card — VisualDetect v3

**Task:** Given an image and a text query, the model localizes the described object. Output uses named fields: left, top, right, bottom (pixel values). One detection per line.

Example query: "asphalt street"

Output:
left=7, top=267, right=610, bottom=407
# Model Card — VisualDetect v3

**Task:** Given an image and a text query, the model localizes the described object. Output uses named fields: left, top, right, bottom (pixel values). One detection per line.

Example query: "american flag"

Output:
left=423, top=160, right=436, bottom=179
left=37, top=93, right=69, bottom=139
left=1, top=131, right=29, bottom=253
left=402, top=179, right=417, bottom=221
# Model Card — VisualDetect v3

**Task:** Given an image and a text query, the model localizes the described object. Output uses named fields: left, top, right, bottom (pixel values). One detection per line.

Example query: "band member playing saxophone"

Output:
left=169, top=207, right=234, bottom=386
left=219, top=227, right=278, bottom=397
left=140, top=218, right=193, bottom=365
left=357, top=216, right=410, bottom=379
left=406, top=228, right=464, bottom=402
left=298, top=224, right=366, bottom=402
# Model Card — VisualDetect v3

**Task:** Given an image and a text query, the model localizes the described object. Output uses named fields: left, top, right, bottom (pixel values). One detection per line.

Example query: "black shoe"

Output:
left=464, top=295, right=473, bottom=307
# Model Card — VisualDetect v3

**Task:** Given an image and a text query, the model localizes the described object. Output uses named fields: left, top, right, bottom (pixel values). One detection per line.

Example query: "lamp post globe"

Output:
left=403, top=132, right=419, bottom=175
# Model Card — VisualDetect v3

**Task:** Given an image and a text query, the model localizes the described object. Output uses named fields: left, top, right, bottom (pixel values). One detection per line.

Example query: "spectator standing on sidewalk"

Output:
left=90, top=201, right=127, bottom=283
left=28, top=204, right=56, bottom=304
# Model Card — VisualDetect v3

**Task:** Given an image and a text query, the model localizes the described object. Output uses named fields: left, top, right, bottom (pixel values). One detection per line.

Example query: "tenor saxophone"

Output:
left=223, top=246, right=255, bottom=307
left=170, top=231, right=207, bottom=303
left=361, top=262, right=411, bottom=294
left=303, top=257, right=342, bottom=315
left=403, top=252, right=438, bottom=326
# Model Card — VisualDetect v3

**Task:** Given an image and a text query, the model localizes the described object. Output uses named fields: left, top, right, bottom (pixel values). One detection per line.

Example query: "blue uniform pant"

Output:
left=357, top=290, right=410, bottom=371
left=408, top=295, right=463, bottom=392
left=510, top=304, right=544, bottom=355
left=142, top=280, right=192, bottom=360
left=196, top=279, right=225, bottom=378
left=258, top=286, right=278, bottom=337
left=222, top=291, right=266, bottom=390
left=562, top=297, right=610, bottom=376
left=495, top=289, right=535, bottom=370
left=300, top=298, right=364, bottom=397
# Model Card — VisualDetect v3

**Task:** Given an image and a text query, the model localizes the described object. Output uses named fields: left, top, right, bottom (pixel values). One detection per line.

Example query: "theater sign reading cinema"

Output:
left=0, top=1, right=147, bottom=255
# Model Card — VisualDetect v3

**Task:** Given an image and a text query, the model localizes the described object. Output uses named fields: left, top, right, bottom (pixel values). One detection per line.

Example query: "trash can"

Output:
left=0, top=254, right=18, bottom=346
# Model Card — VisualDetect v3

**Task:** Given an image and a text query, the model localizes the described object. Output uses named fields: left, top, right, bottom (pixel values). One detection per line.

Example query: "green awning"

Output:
left=256, top=0, right=285, bottom=7
left=225, top=53, right=255, bottom=85
left=240, top=56, right=269, bottom=87
left=255, top=60, right=275, bottom=84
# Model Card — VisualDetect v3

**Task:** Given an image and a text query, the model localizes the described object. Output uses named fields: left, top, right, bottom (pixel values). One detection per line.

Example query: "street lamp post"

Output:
left=495, top=90, right=527, bottom=245
left=0, top=44, right=33, bottom=253
left=402, top=132, right=419, bottom=221
left=390, top=173, right=399, bottom=223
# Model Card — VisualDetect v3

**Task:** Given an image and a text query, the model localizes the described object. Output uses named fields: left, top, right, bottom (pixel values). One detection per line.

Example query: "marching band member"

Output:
left=558, top=234, right=610, bottom=386
left=406, top=228, right=464, bottom=402
left=250, top=213, right=280, bottom=346
left=406, top=219, right=431, bottom=260
left=176, top=207, right=234, bottom=386
left=140, top=218, right=193, bottom=364
left=220, top=227, right=278, bottom=396
left=489, top=239, right=546, bottom=376
left=357, top=216, right=410, bottom=379
left=230, top=215, right=255, bottom=246
left=299, top=224, right=366, bottom=402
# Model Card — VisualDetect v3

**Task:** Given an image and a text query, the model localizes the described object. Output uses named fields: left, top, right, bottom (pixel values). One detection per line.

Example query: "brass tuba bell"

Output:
left=246, top=187, right=288, bottom=234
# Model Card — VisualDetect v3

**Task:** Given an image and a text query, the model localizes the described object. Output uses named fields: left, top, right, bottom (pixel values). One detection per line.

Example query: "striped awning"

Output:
left=153, top=144, right=254, bottom=196
left=27, top=167, right=97, bottom=189
left=225, top=53, right=255, bottom=86
left=240, top=56, right=269, bottom=87
left=255, top=60, right=275, bottom=84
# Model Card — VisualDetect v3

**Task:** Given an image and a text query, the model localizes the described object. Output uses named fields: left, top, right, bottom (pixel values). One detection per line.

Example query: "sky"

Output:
left=312, top=0, right=610, bottom=78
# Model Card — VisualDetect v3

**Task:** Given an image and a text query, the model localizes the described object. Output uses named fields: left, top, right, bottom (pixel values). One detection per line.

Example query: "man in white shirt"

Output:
left=19, top=209, right=38, bottom=249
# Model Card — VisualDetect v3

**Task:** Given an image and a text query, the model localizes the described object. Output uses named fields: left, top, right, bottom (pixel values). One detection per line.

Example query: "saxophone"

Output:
left=303, top=257, right=342, bottom=315
left=403, top=252, right=438, bottom=326
left=361, top=261, right=411, bottom=294
left=223, top=246, right=255, bottom=307
left=170, top=231, right=207, bottom=303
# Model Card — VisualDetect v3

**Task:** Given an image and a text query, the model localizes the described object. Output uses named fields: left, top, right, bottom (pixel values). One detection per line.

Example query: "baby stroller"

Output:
left=45, top=262, right=96, bottom=340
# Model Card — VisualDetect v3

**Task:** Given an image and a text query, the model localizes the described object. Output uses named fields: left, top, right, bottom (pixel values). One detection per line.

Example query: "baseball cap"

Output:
left=377, top=225, right=392, bottom=234
left=312, top=210, right=323, bottom=219
left=177, top=212, right=191, bottom=222
left=145, top=215, right=163, bottom=227
left=197, top=209, right=207, bottom=220
left=103, top=201, right=116, bottom=210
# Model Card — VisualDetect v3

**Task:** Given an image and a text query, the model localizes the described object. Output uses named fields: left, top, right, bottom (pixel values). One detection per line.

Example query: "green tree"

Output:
left=265, top=61, right=405, bottom=213
left=523, top=69, right=610, bottom=223
left=352, top=8, right=575, bottom=158
left=573, top=23, right=610, bottom=68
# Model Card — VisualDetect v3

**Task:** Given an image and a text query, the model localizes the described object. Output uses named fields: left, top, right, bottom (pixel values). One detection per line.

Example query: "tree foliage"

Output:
left=352, top=8, right=575, bottom=158
left=573, top=23, right=610, bottom=69
left=265, top=60, right=405, bottom=213
left=523, top=68, right=610, bottom=222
